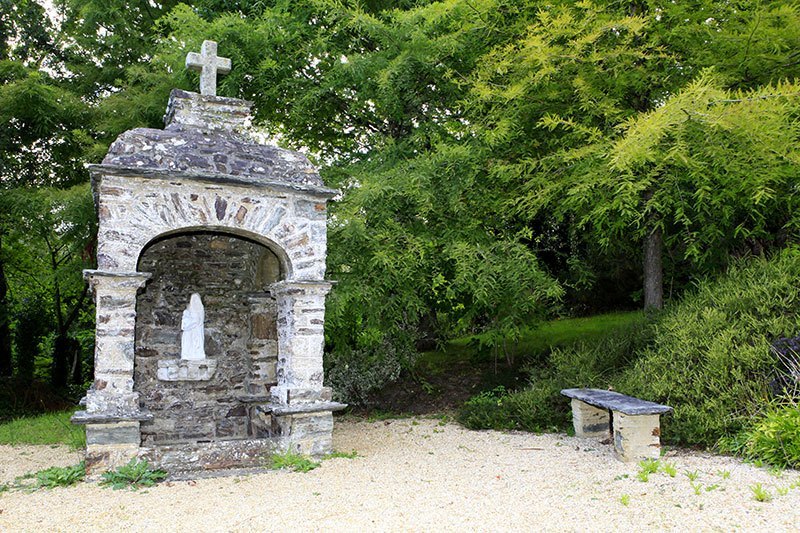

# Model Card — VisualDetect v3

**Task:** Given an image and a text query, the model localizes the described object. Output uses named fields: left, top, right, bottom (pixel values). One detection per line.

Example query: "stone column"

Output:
left=73, top=270, right=151, bottom=474
left=571, top=399, right=611, bottom=438
left=612, top=412, right=662, bottom=462
left=270, top=280, right=333, bottom=406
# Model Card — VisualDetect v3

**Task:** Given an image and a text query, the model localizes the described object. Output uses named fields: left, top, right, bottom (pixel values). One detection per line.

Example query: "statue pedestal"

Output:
left=157, top=358, right=217, bottom=381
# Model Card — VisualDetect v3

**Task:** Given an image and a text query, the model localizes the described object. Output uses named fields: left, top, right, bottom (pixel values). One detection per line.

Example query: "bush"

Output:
left=740, top=404, right=800, bottom=468
left=458, top=319, right=652, bottom=432
left=458, top=247, right=800, bottom=448
left=619, top=248, right=800, bottom=446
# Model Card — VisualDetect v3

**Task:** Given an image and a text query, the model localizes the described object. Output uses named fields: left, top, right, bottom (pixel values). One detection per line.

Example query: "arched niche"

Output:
left=133, top=230, right=282, bottom=445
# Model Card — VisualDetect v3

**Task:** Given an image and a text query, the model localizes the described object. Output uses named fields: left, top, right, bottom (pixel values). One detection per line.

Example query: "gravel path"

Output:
left=1, top=417, right=798, bottom=531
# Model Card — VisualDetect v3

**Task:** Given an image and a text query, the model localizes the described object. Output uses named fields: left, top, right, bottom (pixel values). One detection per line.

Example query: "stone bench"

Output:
left=561, top=388, right=672, bottom=462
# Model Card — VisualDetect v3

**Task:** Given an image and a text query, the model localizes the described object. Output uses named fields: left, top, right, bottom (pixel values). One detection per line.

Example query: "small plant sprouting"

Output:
left=100, top=459, right=167, bottom=490
left=690, top=482, right=703, bottom=496
left=270, top=451, right=321, bottom=473
left=750, top=483, right=773, bottom=503
left=777, top=486, right=790, bottom=497
left=768, top=466, right=784, bottom=478
left=718, top=469, right=731, bottom=480
left=705, top=484, right=720, bottom=492
left=661, top=462, right=677, bottom=478
left=636, top=458, right=660, bottom=482
left=620, top=494, right=631, bottom=506
left=639, top=459, right=660, bottom=474
left=684, top=470, right=700, bottom=481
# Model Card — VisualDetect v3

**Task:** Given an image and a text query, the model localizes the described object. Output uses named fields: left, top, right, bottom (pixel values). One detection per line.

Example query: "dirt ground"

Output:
left=1, top=417, right=799, bottom=532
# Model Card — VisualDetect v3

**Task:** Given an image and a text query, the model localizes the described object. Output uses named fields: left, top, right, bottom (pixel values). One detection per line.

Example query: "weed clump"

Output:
left=270, top=451, right=320, bottom=473
left=100, top=459, right=167, bottom=490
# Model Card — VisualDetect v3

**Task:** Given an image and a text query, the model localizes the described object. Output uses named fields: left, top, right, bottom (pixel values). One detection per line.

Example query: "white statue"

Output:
left=181, top=293, right=206, bottom=360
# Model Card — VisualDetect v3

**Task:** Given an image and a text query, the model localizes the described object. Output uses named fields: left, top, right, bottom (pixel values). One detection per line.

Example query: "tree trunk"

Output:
left=0, top=234, right=12, bottom=377
left=643, top=225, right=664, bottom=310
left=52, top=333, right=70, bottom=388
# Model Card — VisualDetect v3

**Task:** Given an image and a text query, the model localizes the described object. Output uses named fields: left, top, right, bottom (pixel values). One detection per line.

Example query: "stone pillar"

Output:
left=612, top=412, right=662, bottom=462
left=73, top=270, right=151, bottom=474
left=571, top=399, right=610, bottom=438
left=246, top=293, right=278, bottom=396
left=270, top=280, right=333, bottom=406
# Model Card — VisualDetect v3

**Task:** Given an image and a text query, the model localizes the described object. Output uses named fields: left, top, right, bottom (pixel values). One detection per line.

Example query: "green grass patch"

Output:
left=269, top=451, right=320, bottom=473
left=421, top=311, right=643, bottom=374
left=0, top=410, right=85, bottom=448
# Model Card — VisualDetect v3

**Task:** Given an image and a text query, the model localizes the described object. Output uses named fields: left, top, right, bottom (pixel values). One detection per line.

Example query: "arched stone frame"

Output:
left=93, top=170, right=331, bottom=281
left=136, top=226, right=293, bottom=281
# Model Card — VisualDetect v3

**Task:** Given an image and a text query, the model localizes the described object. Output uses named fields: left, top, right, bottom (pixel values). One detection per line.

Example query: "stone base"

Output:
left=156, top=358, right=218, bottom=381
left=84, top=421, right=142, bottom=476
left=139, top=439, right=278, bottom=473
left=571, top=399, right=610, bottom=438
left=612, top=412, right=661, bottom=462
left=274, top=411, right=334, bottom=457
left=79, top=409, right=339, bottom=475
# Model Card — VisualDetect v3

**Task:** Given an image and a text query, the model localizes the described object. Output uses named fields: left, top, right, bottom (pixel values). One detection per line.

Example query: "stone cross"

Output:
left=185, top=40, right=231, bottom=97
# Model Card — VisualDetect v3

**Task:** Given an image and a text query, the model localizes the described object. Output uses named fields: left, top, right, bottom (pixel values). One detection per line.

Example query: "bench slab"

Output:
left=561, top=388, right=672, bottom=416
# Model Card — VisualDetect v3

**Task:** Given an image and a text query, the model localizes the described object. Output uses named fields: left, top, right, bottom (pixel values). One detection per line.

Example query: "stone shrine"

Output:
left=72, top=41, right=345, bottom=474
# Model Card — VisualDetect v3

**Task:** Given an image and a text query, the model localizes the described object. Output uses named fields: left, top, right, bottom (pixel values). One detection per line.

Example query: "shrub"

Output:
left=458, top=319, right=651, bottom=432
left=619, top=248, right=800, bottom=445
left=740, top=404, right=800, bottom=468
left=458, top=247, right=800, bottom=448
left=325, top=336, right=414, bottom=406
left=457, top=383, right=568, bottom=432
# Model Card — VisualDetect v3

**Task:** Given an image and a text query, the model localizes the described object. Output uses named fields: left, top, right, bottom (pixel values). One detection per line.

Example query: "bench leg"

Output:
left=612, top=412, right=661, bottom=462
left=571, top=399, right=610, bottom=438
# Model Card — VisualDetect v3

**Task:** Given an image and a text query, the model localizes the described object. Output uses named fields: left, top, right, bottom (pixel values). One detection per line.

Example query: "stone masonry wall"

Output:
left=94, top=173, right=329, bottom=281
left=134, top=232, right=280, bottom=445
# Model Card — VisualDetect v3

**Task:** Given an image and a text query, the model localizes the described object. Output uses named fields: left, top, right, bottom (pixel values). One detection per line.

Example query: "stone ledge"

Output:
left=266, top=401, right=348, bottom=416
left=71, top=409, right=154, bottom=425
left=157, top=358, right=218, bottom=381
left=88, top=164, right=338, bottom=198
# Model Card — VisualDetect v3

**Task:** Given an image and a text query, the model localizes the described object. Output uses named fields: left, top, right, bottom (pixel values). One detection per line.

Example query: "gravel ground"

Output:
left=1, top=417, right=799, bottom=532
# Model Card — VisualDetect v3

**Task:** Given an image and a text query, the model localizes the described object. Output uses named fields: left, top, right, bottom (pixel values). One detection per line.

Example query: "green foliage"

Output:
left=619, top=248, right=800, bottom=445
left=33, top=462, right=85, bottom=489
left=737, top=404, right=800, bottom=469
left=0, top=410, right=85, bottom=448
left=269, top=451, right=320, bottom=473
left=461, top=248, right=800, bottom=448
left=458, top=313, right=650, bottom=431
left=750, top=483, right=773, bottom=503
left=457, top=383, right=566, bottom=432
left=99, top=459, right=167, bottom=490
left=619, top=494, right=630, bottom=506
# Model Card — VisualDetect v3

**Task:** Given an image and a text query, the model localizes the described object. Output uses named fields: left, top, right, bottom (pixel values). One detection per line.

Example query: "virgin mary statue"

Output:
left=181, top=293, right=206, bottom=360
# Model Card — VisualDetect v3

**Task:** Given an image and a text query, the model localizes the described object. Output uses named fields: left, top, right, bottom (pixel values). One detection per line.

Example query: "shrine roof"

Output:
left=100, top=89, right=326, bottom=189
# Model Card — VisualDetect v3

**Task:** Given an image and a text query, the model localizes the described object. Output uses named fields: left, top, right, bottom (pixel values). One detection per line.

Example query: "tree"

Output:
left=1, top=186, right=96, bottom=386
left=469, top=0, right=800, bottom=308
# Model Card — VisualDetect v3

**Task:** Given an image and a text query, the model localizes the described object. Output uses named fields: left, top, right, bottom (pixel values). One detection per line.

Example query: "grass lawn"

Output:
left=420, top=310, right=644, bottom=375
left=0, top=410, right=85, bottom=449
